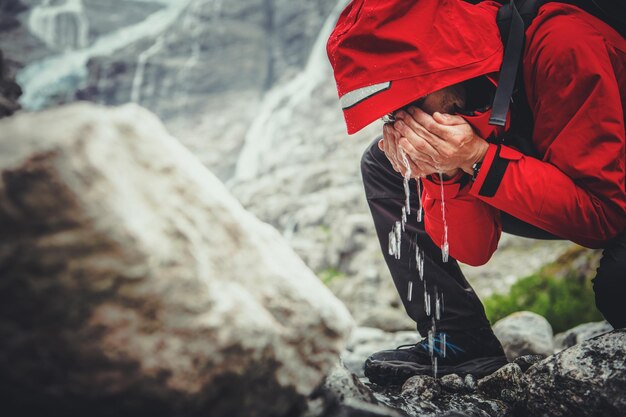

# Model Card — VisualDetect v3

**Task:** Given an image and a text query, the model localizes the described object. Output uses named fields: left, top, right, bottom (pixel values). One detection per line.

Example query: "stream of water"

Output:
left=391, top=155, right=451, bottom=377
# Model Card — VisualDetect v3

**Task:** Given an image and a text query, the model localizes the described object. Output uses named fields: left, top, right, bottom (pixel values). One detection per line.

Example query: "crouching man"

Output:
left=326, top=0, right=626, bottom=385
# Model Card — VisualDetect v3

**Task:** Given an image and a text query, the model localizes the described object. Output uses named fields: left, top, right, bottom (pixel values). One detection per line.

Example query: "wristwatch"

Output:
left=471, top=161, right=483, bottom=181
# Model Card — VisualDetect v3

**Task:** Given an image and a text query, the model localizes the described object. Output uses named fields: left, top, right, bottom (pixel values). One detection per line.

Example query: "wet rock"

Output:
left=0, top=103, right=353, bottom=417
left=320, top=364, right=378, bottom=404
left=304, top=364, right=405, bottom=417
left=436, top=412, right=473, bottom=417
left=439, top=374, right=467, bottom=393
left=492, top=311, right=554, bottom=360
left=402, top=375, right=442, bottom=401
left=477, top=363, right=526, bottom=404
left=553, top=320, right=613, bottom=352
left=463, top=374, right=477, bottom=391
left=512, top=355, right=543, bottom=372
left=328, top=399, right=406, bottom=417
left=373, top=374, right=511, bottom=417
left=521, top=329, right=626, bottom=417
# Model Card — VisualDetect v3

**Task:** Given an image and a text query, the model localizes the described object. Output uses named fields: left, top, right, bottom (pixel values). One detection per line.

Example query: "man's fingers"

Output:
left=415, top=160, right=439, bottom=177
left=383, top=124, right=405, bottom=173
left=433, top=111, right=466, bottom=126
left=408, top=107, right=461, bottom=142
left=397, top=136, right=433, bottom=165
left=394, top=120, right=441, bottom=162
left=395, top=111, right=448, bottom=153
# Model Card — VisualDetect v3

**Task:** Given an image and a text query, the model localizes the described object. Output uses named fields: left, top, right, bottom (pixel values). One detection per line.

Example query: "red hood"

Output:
left=327, top=0, right=505, bottom=135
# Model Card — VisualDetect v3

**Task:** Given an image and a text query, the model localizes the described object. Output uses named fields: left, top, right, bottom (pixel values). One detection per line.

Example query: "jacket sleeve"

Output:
left=422, top=174, right=502, bottom=266
left=469, top=19, right=626, bottom=248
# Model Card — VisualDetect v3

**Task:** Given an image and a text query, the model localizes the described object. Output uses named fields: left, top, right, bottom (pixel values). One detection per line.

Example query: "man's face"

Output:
left=382, top=82, right=467, bottom=124
left=419, top=83, right=466, bottom=115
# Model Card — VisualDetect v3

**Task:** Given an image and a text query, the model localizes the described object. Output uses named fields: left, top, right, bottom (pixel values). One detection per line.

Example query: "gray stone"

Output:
left=372, top=373, right=512, bottom=417
left=303, top=365, right=404, bottom=417
left=512, top=355, right=544, bottom=372
left=0, top=103, right=353, bottom=417
left=553, top=320, right=613, bottom=352
left=439, top=374, right=466, bottom=392
left=492, top=311, right=554, bottom=360
left=477, top=363, right=526, bottom=404
left=321, top=364, right=378, bottom=405
left=402, top=375, right=442, bottom=401
left=330, top=399, right=405, bottom=417
left=522, top=329, right=626, bottom=417
left=464, top=374, right=477, bottom=391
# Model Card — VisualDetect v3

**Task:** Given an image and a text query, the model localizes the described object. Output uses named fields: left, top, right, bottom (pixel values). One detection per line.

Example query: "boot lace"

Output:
left=396, top=333, right=465, bottom=357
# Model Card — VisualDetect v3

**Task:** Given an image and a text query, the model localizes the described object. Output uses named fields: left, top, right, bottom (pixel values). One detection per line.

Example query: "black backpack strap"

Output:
left=489, top=0, right=526, bottom=127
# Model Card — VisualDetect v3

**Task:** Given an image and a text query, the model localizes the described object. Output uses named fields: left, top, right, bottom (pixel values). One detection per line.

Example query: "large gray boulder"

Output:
left=522, top=329, right=626, bottom=417
left=492, top=311, right=554, bottom=361
left=0, top=103, right=353, bottom=417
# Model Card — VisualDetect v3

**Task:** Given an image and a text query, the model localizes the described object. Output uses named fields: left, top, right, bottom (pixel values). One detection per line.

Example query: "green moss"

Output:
left=318, top=268, right=346, bottom=285
left=484, top=271, right=602, bottom=333
left=318, top=225, right=331, bottom=235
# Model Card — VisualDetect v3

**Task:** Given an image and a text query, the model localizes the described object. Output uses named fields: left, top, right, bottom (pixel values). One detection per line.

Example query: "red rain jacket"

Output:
left=422, top=2, right=626, bottom=266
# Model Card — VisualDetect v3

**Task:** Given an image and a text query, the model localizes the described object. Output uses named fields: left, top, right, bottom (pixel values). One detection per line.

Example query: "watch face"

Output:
left=472, top=161, right=482, bottom=180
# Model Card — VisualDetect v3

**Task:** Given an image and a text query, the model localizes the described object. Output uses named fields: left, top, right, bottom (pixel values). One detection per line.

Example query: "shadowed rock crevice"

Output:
left=0, top=49, right=21, bottom=117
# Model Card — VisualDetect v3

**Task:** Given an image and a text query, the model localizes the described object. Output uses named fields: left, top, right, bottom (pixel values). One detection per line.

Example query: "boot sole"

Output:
left=364, top=355, right=509, bottom=386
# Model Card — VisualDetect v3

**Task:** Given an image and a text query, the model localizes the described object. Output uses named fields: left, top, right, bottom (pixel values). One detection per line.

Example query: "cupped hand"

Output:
left=379, top=122, right=439, bottom=178
left=393, top=107, right=489, bottom=177
left=379, top=123, right=413, bottom=177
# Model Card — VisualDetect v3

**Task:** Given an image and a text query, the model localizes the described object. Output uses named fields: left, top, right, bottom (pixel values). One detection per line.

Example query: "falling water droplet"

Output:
left=415, top=244, right=425, bottom=281
left=407, top=281, right=413, bottom=302
left=400, top=149, right=412, bottom=215
left=441, top=333, right=447, bottom=358
left=401, top=206, right=407, bottom=232
left=394, top=221, right=402, bottom=259
left=388, top=222, right=402, bottom=260
left=431, top=317, right=438, bottom=377
left=435, top=287, right=441, bottom=320
left=439, top=172, right=450, bottom=263
left=416, top=177, right=423, bottom=222
left=428, top=329, right=435, bottom=358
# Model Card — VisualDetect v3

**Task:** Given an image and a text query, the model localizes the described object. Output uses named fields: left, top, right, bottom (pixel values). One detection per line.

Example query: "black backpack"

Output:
left=488, top=0, right=626, bottom=156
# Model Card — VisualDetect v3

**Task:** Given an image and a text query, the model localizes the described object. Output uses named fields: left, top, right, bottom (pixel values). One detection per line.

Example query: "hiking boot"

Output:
left=363, top=327, right=508, bottom=386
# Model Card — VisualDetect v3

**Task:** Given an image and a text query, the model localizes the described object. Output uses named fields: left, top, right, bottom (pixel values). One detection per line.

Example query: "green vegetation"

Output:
left=318, top=268, right=346, bottom=285
left=484, top=271, right=602, bottom=333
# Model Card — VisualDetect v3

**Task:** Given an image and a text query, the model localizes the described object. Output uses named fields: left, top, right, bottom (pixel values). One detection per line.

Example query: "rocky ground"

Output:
left=329, top=316, right=620, bottom=417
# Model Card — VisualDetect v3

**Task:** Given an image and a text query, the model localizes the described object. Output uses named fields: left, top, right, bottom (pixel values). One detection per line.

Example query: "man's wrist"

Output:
left=441, top=168, right=461, bottom=180
left=462, top=139, right=489, bottom=175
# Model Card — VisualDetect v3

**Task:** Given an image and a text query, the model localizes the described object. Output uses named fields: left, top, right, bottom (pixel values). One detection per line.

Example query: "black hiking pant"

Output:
left=361, top=137, right=626, bottom=334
